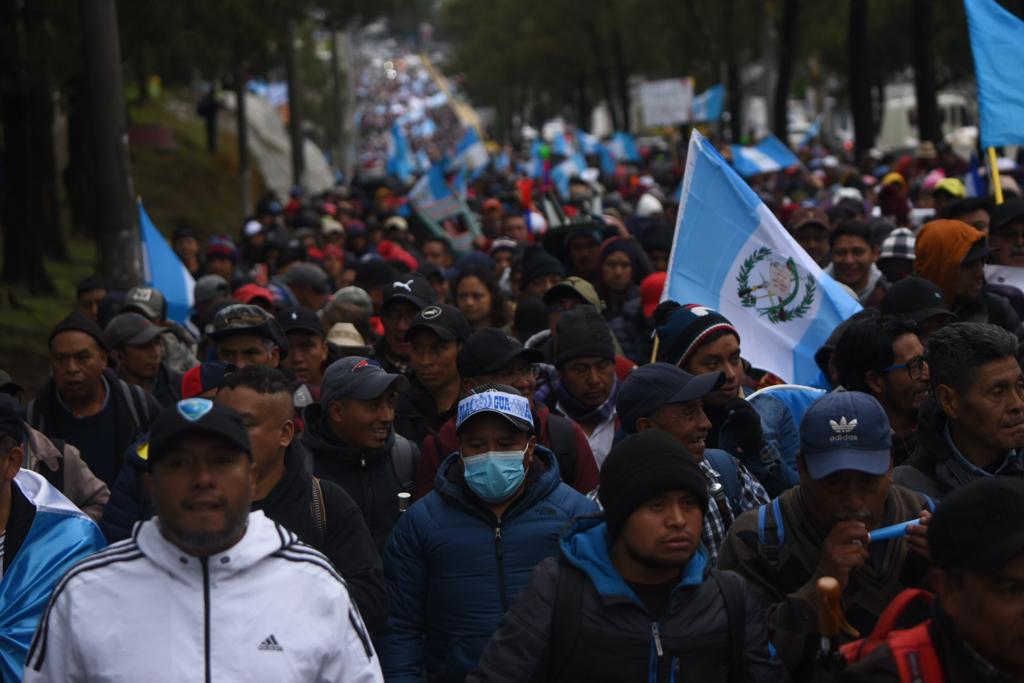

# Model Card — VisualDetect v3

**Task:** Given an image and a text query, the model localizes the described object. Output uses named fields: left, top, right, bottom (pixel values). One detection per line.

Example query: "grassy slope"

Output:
left=0, top=94, right=263, bottom=396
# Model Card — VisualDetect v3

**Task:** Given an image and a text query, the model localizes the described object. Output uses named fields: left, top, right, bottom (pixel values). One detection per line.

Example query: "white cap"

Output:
left=636, top=193, right=664, bottom=218
left=244, top=220, right=263, bottom=237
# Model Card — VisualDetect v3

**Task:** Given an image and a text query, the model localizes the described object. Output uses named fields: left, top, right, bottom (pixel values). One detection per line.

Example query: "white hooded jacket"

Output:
left=24, top=511, right=383, bottom=683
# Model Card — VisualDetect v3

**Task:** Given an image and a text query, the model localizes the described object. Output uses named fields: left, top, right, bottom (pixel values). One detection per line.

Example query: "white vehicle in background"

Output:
left=876, top=90, right=977, bottom=158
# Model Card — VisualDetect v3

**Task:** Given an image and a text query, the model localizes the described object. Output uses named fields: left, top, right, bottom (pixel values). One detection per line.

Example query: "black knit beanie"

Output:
left=520, top=248, right=565, bottom=287
left=599, top=430, right=710, bottom=540
left=554, top=304, right=615, bottom=367
left=656, top=303, right=738, bottom=368
left=48, top=311, right=109, bottom=352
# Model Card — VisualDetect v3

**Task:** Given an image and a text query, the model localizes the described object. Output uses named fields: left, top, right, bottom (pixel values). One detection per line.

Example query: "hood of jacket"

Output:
left=252, top=440, right=312, bottom=514
left=559, top=514, right=708, bottom=608
left=300, top=401, right=395, bottom=466
left=434, top=444, right=563, bottom=517
left=914, top=220, right=986, bottom=308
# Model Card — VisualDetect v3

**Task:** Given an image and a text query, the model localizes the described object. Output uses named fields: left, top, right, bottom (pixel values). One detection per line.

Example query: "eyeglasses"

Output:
left=881, top=356, right=927, bottom=380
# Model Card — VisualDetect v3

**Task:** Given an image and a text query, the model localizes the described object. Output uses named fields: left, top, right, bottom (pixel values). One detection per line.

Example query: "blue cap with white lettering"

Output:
left=799, top=391, right=892, bottom=480
left=456, top=385, right=534, bottom=434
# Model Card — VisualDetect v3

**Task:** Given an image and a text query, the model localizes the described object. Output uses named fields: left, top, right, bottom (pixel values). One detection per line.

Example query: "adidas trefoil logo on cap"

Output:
left=258, top=634, right=283, bottom=652
left=830, top=416, right=857, bottom=433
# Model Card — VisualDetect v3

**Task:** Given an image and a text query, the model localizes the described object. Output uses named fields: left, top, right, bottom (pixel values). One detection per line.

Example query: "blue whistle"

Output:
left=868, top=518, right=921, bottom=543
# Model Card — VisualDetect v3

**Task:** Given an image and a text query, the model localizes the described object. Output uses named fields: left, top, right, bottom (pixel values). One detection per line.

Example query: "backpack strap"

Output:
left=115, top=379, right=149, bottom=435
left=545, top=414, right=577, bottom=486
left=704, top=449, right=743, bottom=518
left=757, top=498, right=785, bottom=569
left=712, top=570, right=746, bottom=683
left=889, top=622, right=943, bottom=683
left=310, top=476, right=326, bottom=543
left=389, top=436, right=418, bottom=492
left=26, top=398, right=45, bottom=435
left=842, top=589, right=934, bottom=663
left=532, top=559, right=585, bottom=683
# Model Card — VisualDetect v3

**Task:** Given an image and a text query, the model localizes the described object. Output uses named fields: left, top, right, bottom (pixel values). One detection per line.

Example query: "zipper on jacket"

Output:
left=647, top=621, right=663, bottom=683
left=494, top=524, right=509, bottom=612
left=201, top=558, right=212, bottom=683
left=651, top=621, right=664, bottom=656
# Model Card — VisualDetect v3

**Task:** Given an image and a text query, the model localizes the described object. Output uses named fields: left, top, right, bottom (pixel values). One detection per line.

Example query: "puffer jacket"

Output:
left=301, top=402, right=419, bottom=555
left=23, top=425, right=109, bottom=521
left=378, top=447, right=598, bottom=683
left=468, top=516, right=786, bottom=683
left=895, top=397, right=1024, bottom=499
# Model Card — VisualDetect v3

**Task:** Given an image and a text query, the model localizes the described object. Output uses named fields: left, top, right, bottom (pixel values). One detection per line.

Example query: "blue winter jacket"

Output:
left=379, top=446, right=599, bottom=683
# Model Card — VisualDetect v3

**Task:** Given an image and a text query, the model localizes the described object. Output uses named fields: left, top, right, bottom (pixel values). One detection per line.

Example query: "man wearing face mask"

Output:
left=718, top=391, right=935, bottom=680
left=378, top=385, right=598, bottom=683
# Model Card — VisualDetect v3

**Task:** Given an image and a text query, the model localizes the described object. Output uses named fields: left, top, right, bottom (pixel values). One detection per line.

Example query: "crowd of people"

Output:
left=3, top=100, right=1024, bottom=680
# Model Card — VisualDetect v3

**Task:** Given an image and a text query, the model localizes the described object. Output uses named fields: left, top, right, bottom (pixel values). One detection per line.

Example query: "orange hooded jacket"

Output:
left=913, top=219, right=985, bottom=308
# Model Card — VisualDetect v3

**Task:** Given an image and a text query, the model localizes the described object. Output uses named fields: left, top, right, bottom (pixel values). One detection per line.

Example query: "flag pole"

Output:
left=988, top=147, right=1005, bottom=205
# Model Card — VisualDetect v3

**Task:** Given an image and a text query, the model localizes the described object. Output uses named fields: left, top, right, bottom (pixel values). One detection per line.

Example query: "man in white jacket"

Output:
left=24, top=398, right=383, bottom=683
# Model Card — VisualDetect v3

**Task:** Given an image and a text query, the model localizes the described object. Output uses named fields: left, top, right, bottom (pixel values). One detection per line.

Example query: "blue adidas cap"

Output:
left=799, top=391, right=892, bottom=480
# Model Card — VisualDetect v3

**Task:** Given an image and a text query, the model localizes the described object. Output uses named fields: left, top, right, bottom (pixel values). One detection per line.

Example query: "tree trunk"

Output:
left=80, top=0, right=141, bottom=290
left=611, top=26, right=631, bottom=132
left=773, top=0, right=801, bottom=141
left=284, top=20, right=305, bottom=188
left=234, top=65, right=251, bottom=219
left=911, top=0, right=940, bottom=144
left=723, top=0, right=743, bottom=142
left=0, top=0, right=55, bottom=293
left=582, top=20, right=619, bottom=131
left=848, top=0, right=874, bottom=162
left=67, top=79, right=99, bottom=238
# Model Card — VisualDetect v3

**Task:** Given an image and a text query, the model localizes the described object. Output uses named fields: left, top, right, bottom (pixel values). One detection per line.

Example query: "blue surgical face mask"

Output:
left=462, top=447, right=528, bottom=503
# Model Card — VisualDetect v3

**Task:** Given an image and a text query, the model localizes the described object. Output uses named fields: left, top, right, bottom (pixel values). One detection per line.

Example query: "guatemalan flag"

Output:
left=386, top=121, right=414, bottom=182
left=408, top=164, right=462, bottom=222
left=730, top=135, right=800, bottom=177
left=451, top=127, right=489, bottom=175
left=576, top=129, right=601, bottom=155
left=664, top=131, right=861, bottom=386
left=550, top=152, right=588, bottom=198
left=139, top=200, right=195, bottom=325
left=965, top=0, right=1024, bottom=148
left=691, top=84, right=725, bottom=122
left=607, top=132, right=641, bottom=163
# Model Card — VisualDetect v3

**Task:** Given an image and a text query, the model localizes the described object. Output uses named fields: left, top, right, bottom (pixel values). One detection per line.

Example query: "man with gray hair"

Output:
left=896, top=322, right=1024, bottom=498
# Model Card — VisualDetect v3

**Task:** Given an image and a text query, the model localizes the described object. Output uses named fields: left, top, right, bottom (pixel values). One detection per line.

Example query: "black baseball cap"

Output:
left=879, top=276, right=957, bottom=325
left=991, top=197, right=1024, bottom=233
left=929, top=477, right=1024, bottom=574
left=382, top=273, right=434, bottom=311
left=275, top=306, right=324, bottom=337
left=616, top=363, right=725, bottom=434
left=405, top=304, right=471, bottom=343
left=0, top=393, right=25, bottom=442
left=104, top=312, right=165, bottom=348
left=457, top=328, right=544, bottom=378
left=961, top=237, right=990, bottom=264
left=148, top=398, right=252, bottom=466
left=282, top=263, right=332, bottom=295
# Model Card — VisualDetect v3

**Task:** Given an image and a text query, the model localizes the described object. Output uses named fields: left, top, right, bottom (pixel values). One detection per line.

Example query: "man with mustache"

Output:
left=468, top=430, right=786, bottom=682
left=718, top=391, right=934, bottom=680
left=895, top=322, right=1024, bottom=498
left=833, top=316, right=930, bottom=466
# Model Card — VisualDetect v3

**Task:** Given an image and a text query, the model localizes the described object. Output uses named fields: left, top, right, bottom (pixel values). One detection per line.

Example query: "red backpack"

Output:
left=840, top=589, right=943, bottom=683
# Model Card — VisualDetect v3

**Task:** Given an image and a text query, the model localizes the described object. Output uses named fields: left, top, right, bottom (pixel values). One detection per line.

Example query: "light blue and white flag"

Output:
left=730, top=134, right=801, bottom=177
left=691, top=84, right=725, bottom=122
left=451, top=126, right=489, bottom=174
left=550, top=132, right=573, bottom=157
left=408, top=164, right=462, bottom=222
left=664, top=131, right=861, bottom=386
left=607, top=132, right=641, bottom=163
left=529, top=139, right=547, bottom=179
left=965, top=0, right=1024, bottom=148
left=386, top=121, right=414, bottom=182
left=139, top=200, right=195, bottom=325
left=577, top=129, right=601, bottom=155
left=493, top=148, right=511, bottom=173
left=800, top=116, right=823, bottom=148
left=550, top=152, right=588, bottom=198
left=599, top=144, right=617, bottom=176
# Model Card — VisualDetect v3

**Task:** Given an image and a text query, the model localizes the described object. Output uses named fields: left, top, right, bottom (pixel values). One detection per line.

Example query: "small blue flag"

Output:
left=691, top=84, right=725, bottom=122
left=730, top=135, right=800, bottom=177
left=138, top=200, right=195, bottom=325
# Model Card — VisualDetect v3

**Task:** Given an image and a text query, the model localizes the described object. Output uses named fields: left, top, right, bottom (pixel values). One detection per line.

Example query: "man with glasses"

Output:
left=411, top=328, right=599, bottom=499
left=833, top=315, right=930, bottom=465
left=372, top=274, right=435, bottom=376
left=894, top=322, right=1024, bottom=499
left=207, top=304, right=289, bottom=370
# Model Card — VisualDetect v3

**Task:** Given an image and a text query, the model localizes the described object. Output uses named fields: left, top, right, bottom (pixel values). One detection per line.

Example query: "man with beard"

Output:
left=26, top=399, right=383, bottom=682
left=718, top=391, right=934, bottom=680
left=834, top=316, right=930, bottom=465
left=895, top=322, right=1024, bottom=498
